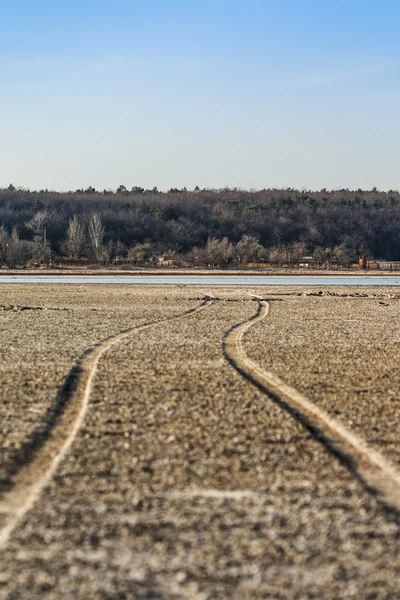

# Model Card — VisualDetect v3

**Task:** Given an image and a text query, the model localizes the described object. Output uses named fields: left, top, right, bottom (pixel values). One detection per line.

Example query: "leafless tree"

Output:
left=66, top=215, right=86, bottom=258
left=2, top=186, right=400, bottom=265
left=26, top=210, right=48, bottom=236
left=333, top=244, right=356, bottom=267
left=312, top=247, right=329, bottom=267
left=268, top=245, right=287, bottom=267
left=7, top=227, right=25, bottom=268
left=107, top=239, right=126, bottom=264
left=32, top=228, right=51, bottom=264
left=235, top=235, right=265, bottom=264
left=204, top=237, right=234, bottom=266
left=24, top=210, right=51, bottom=264
left=288, top=242, right=307, bottom=266
left=128, top=242, right=155, bottom=263
left=0, top=226, right=9, bottom=265
left=88, top=213, right=104, bottom=262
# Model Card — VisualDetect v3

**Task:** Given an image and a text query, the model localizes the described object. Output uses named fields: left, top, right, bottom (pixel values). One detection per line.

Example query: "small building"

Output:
left=299, top=256, right=313, bottom=268
left=359, top=258, right=400, bottom=270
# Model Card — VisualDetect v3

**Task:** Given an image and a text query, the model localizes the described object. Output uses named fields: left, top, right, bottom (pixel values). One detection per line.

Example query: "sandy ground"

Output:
left=1, top=285, right=400, bottom=598
left=244, top=290, right=400, bottom=465
left=0, top=286, right=196, bottom=494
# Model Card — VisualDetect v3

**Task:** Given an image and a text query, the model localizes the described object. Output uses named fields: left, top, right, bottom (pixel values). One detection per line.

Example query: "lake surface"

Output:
left=1, top=276, right=400, bottom=286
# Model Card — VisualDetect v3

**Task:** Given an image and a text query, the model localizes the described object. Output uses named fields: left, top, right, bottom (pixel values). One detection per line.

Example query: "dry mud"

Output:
left=244, top=289, right=400, bottom=465
left=1, top=285, right=400, bottom=599
left=0, top=285, right=196, bottom=494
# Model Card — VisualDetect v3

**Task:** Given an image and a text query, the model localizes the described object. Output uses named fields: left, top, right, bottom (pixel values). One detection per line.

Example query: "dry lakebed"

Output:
left=1, top=283, right=400, bottom=599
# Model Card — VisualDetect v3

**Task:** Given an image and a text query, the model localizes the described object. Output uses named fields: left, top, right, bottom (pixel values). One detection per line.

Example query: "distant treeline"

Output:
left=0, top=184, right=399, bottom=267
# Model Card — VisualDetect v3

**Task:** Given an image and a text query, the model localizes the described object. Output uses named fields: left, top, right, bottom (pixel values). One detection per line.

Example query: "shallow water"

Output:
left=0, top=276, right=400, bottom=286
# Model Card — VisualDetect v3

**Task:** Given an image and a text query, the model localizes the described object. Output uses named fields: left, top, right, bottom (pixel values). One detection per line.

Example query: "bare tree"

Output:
left=235, top=235, right=265, bottom=265
left=102, top=239, right=124, bottom=264
left=66, top=215, right=86, bottom=258
left=88, top=213, right=104, bottom=262
left=26, top=210, right=48, bottom=236
left=128, top=242, right=155, bottom=263
left=0, top=226, right=9, bottom=265
left=32, top=228, right=51, bottom=264
left=312, top=246, right=328, bottom=268
left=333, top=244, right=356, bottom=267
left=204, top=237, right=234, bottom=266
left=7, top=227, right=24, bottom=268
left=219, top=237, right=234, bottom=265
left=312, top=247, right=333, bottom=268
left=106, top=239, right=126, bottom=264
left=288, top=242, right=307, bottom=267
left=268, top=245, right=287, bottom=267
left=25, top=210, right=51, bottom=264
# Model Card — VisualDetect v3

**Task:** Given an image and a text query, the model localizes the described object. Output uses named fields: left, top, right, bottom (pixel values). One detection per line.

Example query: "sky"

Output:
left=1, top=0, right=400, bottom=191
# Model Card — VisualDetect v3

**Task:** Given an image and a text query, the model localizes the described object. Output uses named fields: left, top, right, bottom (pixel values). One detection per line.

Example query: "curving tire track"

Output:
left=0, top=298, right=213, bottom=549
left=223, top=299, right=400, bottom=513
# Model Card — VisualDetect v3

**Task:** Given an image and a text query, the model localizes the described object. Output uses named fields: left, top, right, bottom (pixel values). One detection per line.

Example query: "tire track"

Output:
left=0, top=298, right=213, bottom=549
left=223, top=299, right=400, bottom=513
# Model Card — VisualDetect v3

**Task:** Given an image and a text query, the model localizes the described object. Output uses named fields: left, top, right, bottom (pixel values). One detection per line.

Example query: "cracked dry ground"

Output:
left=1, top=285, right=400, bottom=599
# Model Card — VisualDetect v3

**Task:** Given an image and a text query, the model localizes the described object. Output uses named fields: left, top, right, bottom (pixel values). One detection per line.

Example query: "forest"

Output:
left=0, top=184, right=399, bottom=267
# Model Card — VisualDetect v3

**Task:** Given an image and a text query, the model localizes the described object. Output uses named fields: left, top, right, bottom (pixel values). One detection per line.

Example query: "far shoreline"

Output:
left=1, top=268, right=400, bottom=278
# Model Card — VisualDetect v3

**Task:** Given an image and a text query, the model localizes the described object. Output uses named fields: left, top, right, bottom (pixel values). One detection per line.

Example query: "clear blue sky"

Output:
left=1, top=0, right=399, bottom=191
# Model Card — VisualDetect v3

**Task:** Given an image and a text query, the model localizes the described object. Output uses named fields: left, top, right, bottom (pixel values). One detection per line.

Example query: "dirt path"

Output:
left=0, top=298, right=213, bottom=550
left=0, top=285, right=203, bottom=487
left=224, top=299, right=400, bottom=513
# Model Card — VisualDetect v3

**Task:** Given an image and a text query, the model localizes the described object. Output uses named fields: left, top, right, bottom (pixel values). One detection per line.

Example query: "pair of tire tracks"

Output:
left=2, top=294, right=400, bottom=551
left=224, top=299, right=400, bottom=513
left=0, top=298, right=214, bottom=549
